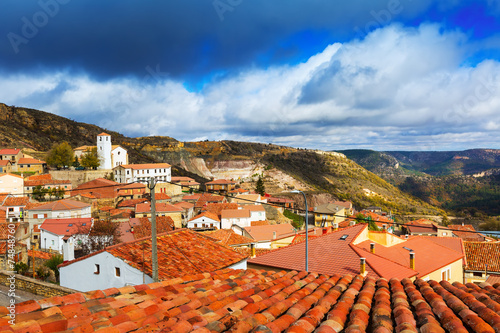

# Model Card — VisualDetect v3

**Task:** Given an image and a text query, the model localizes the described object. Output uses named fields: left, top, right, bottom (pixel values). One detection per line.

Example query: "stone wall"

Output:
left=50, top=170, right=112, bottom=187
left=0, top=270, right=76, bottom=298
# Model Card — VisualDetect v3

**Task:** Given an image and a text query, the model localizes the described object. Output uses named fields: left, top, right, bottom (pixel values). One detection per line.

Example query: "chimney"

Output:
left=273, top=231, right=276, bottom=239
left=62, top=239, right=75, bottom=261
left=382, top=224, right=387, bottom=231
left=360, top=258, right=367, bottom=276
left=370, top=243, right=375, bottom=254
left=405, top=234, right=409, bottom=239
left=322, top=228, right=328, bottom=235
left=349, top=220, right=356, bottom=226
left=333, top=223, right=338, bottom=231
left=410, top=252, right=415, bottom=270
left=250, top=243, right=256, bottom=258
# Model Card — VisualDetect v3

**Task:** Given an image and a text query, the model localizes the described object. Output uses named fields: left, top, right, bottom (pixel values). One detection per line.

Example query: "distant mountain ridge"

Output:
left=338, top=149, right=500, bottom=177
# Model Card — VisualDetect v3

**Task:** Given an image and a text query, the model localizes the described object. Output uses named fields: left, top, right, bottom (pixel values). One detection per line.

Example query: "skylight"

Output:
left=68, top=224, right=73, bottom=227
left=340, top=234, right=349, bottom=240
left=403, top=246, right=413, bottom=251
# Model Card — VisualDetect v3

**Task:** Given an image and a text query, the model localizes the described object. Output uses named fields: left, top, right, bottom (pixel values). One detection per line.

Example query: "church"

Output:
left=74, top=133, right=128, bottom=170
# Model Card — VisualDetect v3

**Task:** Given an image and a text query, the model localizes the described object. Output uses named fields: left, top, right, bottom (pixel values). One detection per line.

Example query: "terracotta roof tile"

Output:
left=464, top=242, right=500, bottom=272
left=243, top=223, right=295, bottom=241
left=448, top=224, right=486, bottom=241
left=132, top=216, right=175, bottom=239
left=17, top=157, right=45, bottom=164
left=204, top=229, right=254, bottom=246
left=5, top=267, right=500, bottom=332
left=59, top=229, right=246, bottom=280
left=189, top=211, right=220, bottom=222
left=2, top=196, right=29, bottom=207
left=135, top=202, right=182, bottom=213
left=40, top=218, right=93, bottom=236
left=117, top=198, right=148, bottom=208
left=0, top=148, right=21, bottom=155
left=119, top=163, right=171, bottom=170
left=26, top=199, right=90, bottom=211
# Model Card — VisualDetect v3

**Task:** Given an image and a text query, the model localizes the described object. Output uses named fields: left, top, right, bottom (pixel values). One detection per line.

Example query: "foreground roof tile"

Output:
left=5, top=268, right=500, bottom=332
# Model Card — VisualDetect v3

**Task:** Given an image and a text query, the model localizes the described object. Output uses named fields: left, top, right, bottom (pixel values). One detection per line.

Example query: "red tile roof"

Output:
left=204, top=229, right=254, bottom=246
left=221, top=209, right=251, bottom=219
left=355, top=236, right=464, bottom=278
left=27, top=199, right=90, bottom=211
left=17, top=157, right=46, bottom=164
left=116, top=198, right=148, bottom=208
left=135, top=202, right=182, bottom=213
left=195, top=193, right=226, bottom=208
left=97, top=132, right=111, bottom=136
left=0, top=223, right=19, bottom=239
left=2, top=196, right=29, bottom=207
left=59, top=229, right=247, bottom=280
left=154, top=192, right=171, bottom=200
left=26, top=174, right=52, bottom=181
left=117, top=218, right=141, bottom=243
left=5, top=267, right=500, bottom=332
left=24, top=178, right=71, bottom=187
left=70, top=178, right=120, bottom=199
left=203, top=202, right=239, bottom=218
left=448, top=224, right=486, bottom=241
left=249, top=224, right=418, bottom=279
left=244, top=223, right=295, bottom=242
left=173, top=201, right=194, bottom=210
left=206, top=179, right=236, bottom=185
left=189, top=211, right=220, bottom=222
left=132, top=216, right=175, bottom=239
left=464, top=241, right=500, bottom=272
left=0, top=160, right=10, bottom=167
left=27, top=250, right=53, bottom=260
left=251, top=220, right=270, bottom=226
left=40, top=218, right=93, bottom=236
left=0, top=148, right=21, bottom=155
left=182, top=193, right=202, bottom=201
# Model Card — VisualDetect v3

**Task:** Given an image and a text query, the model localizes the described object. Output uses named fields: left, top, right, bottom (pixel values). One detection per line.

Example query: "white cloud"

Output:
left=1, top=24, right=500, bottom=150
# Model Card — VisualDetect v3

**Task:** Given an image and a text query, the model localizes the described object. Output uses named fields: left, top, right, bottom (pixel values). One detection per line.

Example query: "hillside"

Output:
left=339, top=149, right=500, bottom=215
left=0, top=103, right=443, bottom=215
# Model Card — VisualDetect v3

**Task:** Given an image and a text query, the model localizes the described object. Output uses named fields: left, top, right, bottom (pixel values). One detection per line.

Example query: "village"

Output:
left=1, top=133, right=500, bottom=332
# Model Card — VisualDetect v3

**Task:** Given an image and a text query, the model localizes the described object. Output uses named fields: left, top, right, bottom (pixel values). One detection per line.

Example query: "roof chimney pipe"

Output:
left=333, top=223, right=338, bottom=231
left=349, top=220, right=356, bottom=226
left=370, top=243, right=375, bottom=254
left=250, top=243, right=256, bottom=258
left=410, top=252, right=415, bottom=270
left=360, top=258, right=367, bottom=276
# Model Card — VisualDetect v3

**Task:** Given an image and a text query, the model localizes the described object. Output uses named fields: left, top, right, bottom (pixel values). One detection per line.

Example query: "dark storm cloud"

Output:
left=0, top=0, right=435, bottom=81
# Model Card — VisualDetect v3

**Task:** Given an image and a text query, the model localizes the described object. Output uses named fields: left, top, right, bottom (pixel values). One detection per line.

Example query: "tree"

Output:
left=76, top=220, right=120, bottom=257
left=441, top=213, right=451, bottom=227
left=47, top=142, right=74, bottom=169
left=255, top=175, right=265, bottom=196
left=32, top=185, right=48, bottom=201
left=72, top=156, right=80, bottom=168
left=80, top=147, right=100, bottom=170
left=44, top=254, right=64, bottom=282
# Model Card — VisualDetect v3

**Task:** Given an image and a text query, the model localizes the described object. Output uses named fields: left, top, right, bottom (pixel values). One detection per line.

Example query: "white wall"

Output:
left=221, top=217, right=251, bottom=229
left=228, top=259, right=247, bottom=270
left=97, top=134, right=112, bottom=170
left=0, top=175, right=23, bottom=195
left=112, top=147, right=128, bottom=168
left=187, top=216, right=220, bottom=229
left=40, top=230, right=63, bottom=252
left=249, top=210, right=266, bottom=222
left=60, top=251, right=153, bottom=292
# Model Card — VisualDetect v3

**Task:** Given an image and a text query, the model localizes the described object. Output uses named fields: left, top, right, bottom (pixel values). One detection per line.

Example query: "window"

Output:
left=441, top=268, right=451, bottom=281
left=115, top=267, right=121, bottom=277
left=100, top=137, right=102, bottom=141
left=473, top=272, right=483, bottom=277
left=51, top=240, right=54, bottom=245
left=443, top=232, right=448, bottom=236
left=95, top=264, right=100, bottom=274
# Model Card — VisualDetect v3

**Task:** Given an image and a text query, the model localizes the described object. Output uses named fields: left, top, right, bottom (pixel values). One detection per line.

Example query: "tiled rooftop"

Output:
left=448, top=224, right=486, bottom=241
left=120, top=163, right=171, bottom=170
left=26, top=199, right=90, bottom=211
left=40, top=218, right=93, bottom=236
left=464, top=241, right=500, bottom=272
left=244, top=223, right=295, bottom=242
left=5, top=268, right=500, bottom=332
left=59, top=229, right=247, bottom=281
left=204, top=229, right=254, bottom=246
left=18, top=157, right=46, bottom=164
left=132, top=216, right=175, bottom=239
left=135, top=202, right=182, bottom=213
left=203, top=203, right=239, bottom=218
left=117, top=198, right=148, bottom=208
left=189, top=211, right=220, bottom=223
left=2, top=196, right=29, bottom=207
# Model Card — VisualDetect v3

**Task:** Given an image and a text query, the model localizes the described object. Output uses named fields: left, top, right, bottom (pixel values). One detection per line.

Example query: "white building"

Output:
left=25, top=199, right=91, bottom=243
left=59, top=229, right=247, bottom=291
left=39, top=217, right=93, bottom=253
left=0, top=173, right=23, bottom=195
left=247, top=205, right=266, bottom=222
left=187, top=212, right=220, bottom=229
left=113, top=163, right=171, bottom=184
left=86, top=132, right=128, bottom=170
left=221, top=209, right=251, bottom=230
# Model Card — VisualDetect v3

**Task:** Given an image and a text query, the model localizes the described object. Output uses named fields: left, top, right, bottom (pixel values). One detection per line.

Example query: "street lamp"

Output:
left=291, top=190, right=308, bottom=271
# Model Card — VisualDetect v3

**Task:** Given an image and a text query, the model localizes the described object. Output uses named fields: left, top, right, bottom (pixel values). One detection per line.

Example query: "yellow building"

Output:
left=16, top=157, right=47, bottom=175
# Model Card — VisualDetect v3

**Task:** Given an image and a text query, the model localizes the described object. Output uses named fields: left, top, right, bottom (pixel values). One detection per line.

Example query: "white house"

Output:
left=221, top=209, right=251, bottom=230
left=111, top=145, right=128, bottom=168
left=187, top=212, right=220, bottom=229
left=113, top=163, right=171, bottom=184
left=97, top=132, right=112, bottom=170
left=39, top=217, right=93, bottom=253
left=59, top=229, right=247, bottom=291
left=247, top=205, right=266, bottom=222
left=25, top=199, right=91, bottom=243
left=0, top=173, right=23, bottom=195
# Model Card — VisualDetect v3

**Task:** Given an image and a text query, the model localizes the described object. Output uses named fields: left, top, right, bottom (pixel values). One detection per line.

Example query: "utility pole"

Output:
left=148, top=178, right=159, bottom=282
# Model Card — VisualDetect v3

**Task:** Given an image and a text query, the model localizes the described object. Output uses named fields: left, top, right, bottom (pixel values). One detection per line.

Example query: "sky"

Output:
left=1, top=1, right=500, bottom=151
